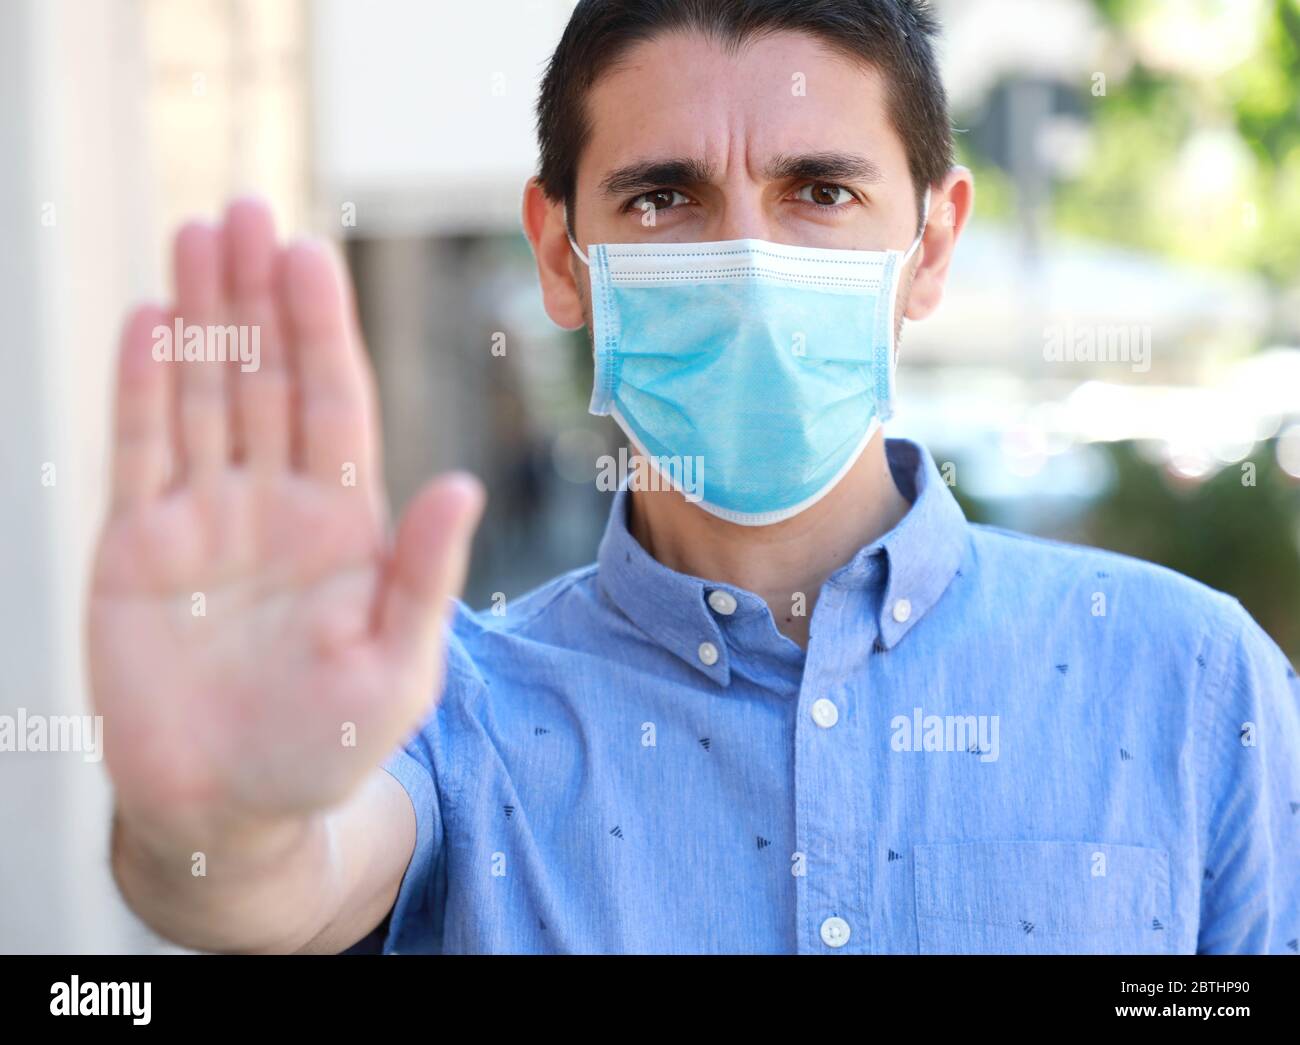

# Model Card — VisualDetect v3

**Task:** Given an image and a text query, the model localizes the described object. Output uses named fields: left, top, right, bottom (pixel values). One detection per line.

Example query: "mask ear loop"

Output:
left=902, top=187, right=932, bottom=266
left=563, top=204, right=591, bottom=267
left=886, top=186, right=933, bottom=390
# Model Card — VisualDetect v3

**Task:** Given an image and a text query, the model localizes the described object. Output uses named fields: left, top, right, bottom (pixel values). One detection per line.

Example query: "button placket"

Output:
left=793, top=584, right=868, bottom=952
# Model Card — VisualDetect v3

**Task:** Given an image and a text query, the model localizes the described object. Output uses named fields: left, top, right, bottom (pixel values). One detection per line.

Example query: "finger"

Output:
left=222, top=198, right=291, bottom=472
left=172, top=222, right=230, bottom=481
left=109, top=303, right=175, bottom=514
left=377, top=473, right=485, bottom=665
left=330, top=239, right=384, bottom=492
left=279, top=239, right=374, bottom=485
left=327, top=237, right=388, bottom=529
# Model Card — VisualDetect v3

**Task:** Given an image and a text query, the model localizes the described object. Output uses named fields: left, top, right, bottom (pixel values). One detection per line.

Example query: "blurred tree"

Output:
left=1083, top=440, right=1300, bottom=661
left=1057, top=0, right=1300, bottom=296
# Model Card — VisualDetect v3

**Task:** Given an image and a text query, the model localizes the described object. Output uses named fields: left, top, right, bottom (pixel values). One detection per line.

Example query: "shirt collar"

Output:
left=828, top=437, right=970, bottom=650
left=595, top=437, right=970, bottom=683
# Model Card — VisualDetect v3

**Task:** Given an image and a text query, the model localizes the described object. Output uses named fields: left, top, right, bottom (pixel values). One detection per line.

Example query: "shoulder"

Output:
left=967, top=521, right=1299, bottom=709
left=437, top=562, right=602, bottom=685
left=457, top=562, right=601, bottom=637
left=966, top=521, right=1244, bottom=636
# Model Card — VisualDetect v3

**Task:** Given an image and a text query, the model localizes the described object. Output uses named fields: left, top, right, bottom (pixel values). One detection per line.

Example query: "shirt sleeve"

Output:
left=364, top=603, right=480, bottom=955
left=1196, top=597, right=1300, bottom=954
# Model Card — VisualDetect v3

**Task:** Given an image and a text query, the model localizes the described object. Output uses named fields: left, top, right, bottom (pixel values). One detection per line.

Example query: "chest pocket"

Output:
left=913, top=841, right=1172, bottom=954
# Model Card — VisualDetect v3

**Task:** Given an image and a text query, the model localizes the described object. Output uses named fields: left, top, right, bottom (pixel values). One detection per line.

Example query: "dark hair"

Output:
left=535, top=0, right=953, bottom=234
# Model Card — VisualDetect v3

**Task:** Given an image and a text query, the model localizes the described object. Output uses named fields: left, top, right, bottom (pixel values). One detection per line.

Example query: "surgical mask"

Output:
left=566, top=189, right=930, bottom=526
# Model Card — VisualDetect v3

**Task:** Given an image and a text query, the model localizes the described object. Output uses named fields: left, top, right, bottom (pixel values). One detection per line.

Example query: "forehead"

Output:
left=577, top=30, right=904, bottom=188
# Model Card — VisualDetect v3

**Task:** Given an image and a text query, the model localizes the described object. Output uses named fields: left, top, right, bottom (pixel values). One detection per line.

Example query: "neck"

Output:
left=628, top=432, right=911, bottom=650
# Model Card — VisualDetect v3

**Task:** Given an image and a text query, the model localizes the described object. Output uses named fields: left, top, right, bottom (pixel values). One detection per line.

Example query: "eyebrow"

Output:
left=599, top=157, right=714, bottom=198
left=597, top=151, right=884, bottom=199
left=764, top=151, right=884, bottom=184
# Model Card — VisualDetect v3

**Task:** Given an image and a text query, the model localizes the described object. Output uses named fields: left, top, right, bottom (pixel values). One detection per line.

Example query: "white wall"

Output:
left=0, top=0, right=169, bottom=953
left=311, top=0, right=576, bottom=235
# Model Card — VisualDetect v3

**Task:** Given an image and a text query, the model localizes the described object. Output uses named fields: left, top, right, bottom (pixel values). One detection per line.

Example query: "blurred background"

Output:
left=1, top=0, right=1297, bottom=953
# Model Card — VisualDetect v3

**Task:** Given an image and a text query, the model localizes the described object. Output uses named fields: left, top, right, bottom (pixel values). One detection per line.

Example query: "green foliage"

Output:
left=1082, top=440, right=1300, bottom=660
left=1050, top=0, right=1300, bottom=285
left=952, top=141, right=1016, bottom=222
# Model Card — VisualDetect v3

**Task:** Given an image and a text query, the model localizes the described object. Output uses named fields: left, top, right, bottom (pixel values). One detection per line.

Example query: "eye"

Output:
left=624, top=188, right=690, bottom=214
left=794, top=182, right=857, bottom=208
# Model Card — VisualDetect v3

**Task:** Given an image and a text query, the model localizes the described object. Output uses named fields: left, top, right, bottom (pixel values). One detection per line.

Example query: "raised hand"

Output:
left=89, top=198, right=483, bottom=847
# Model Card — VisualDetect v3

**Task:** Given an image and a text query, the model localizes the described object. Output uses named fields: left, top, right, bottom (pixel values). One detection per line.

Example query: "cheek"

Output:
left=895, top=264, right=917, bottom=330
left=575, top=265, right=590, bottom=308
left=578, top=276, right=594, bottom=337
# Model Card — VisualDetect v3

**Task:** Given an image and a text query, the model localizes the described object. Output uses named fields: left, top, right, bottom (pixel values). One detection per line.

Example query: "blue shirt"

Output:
left=371, top=437, right=1300, bottom=954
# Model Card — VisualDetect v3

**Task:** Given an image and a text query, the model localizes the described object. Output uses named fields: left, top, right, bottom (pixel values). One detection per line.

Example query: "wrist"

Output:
left=111, top=801, right=319, bottom=879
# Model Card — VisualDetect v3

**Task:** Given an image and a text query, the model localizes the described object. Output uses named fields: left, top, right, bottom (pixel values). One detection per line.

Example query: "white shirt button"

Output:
left=892, top=597, right=912, bottom=623
left=707, top=589, right=737, bottom=615
left=820, top=916, right=851, bottom=948
left=697, top=641, right=719, bottom=666
left=811, top=698, right=839, bottom=729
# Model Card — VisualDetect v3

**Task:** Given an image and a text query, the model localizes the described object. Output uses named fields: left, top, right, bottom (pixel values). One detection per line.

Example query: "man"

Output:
left=95, top=0, right=1298, bottom=954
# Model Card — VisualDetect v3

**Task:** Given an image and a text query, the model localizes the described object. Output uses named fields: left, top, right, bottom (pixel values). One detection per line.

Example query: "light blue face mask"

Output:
left=567, top=190, right=931, bottom=526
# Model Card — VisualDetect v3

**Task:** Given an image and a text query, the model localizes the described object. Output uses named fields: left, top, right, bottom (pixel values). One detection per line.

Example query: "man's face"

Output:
left=527, top=29, right=968, bottom=336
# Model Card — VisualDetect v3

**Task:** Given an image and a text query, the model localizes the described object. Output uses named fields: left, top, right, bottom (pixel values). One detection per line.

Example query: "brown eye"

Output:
left=629, top=189, right=686, bottom=213
left=798, top=183, right=854, bottom=207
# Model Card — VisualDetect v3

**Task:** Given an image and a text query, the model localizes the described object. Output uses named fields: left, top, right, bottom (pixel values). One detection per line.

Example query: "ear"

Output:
left=521, top=178, right=587, bottom=331
left=903, top=166, right=974, bottom=322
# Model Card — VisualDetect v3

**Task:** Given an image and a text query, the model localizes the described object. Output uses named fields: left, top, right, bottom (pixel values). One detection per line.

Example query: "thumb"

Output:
left=378, top=471, right=486, bottom=662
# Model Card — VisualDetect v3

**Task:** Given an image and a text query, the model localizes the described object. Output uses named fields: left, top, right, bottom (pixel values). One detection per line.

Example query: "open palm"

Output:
left=88, top=199, right=483, bottom=839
